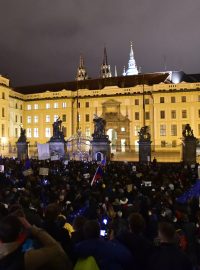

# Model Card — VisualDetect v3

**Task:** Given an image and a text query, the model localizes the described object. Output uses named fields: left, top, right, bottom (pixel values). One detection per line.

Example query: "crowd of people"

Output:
left=0, top=157, right=200, bottom=270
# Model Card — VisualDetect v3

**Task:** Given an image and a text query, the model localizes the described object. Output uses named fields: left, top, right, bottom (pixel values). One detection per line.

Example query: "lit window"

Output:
left=34, top=104, right=38, bottom=110
left=54, top=115, right=59, bottom=122
left=45, top=128, right=51, bottom=138
left=33, top=128, right=39, bottom=138
left=34, top=116, right=38, bottom=123
left=134, top=125, right=140, bottom=136
left=86, top=102, right=90, bottom=108
left=62, top=102, right=67, bottom=108
left=46, top=115, right=50, bottom=122
left=160, top=125, right=166, bottom=136
left=121, top=127, right=125, bottom=132
left=78, top=114, right=81, bottom=122
left=85, top=128, right=90, bottom=136
left=27, top=104, right=31, bottom=110
left=46, top=103, right=50, bottom=109
left=27, top=128, right=32, bottom=138
left=27, top=116, right=31, bottom=123
left=54, top=102, right=58, bottom=109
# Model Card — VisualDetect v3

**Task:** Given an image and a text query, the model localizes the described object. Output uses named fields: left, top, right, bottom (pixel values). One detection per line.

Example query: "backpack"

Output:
left=74, top=256, right=100, bottom=270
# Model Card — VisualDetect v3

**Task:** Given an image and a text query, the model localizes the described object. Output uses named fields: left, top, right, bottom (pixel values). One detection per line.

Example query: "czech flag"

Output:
left=91, top=165, right=103, bottom=186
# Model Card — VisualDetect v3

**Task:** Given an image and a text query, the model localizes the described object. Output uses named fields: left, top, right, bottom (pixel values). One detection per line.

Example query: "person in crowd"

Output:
left=0, top=215, right=72, bottom=270
left=148, top=222, right=193, bottom=270
left=74, top=220, right=134, bottom=270
left=117, top=213, right=152, bottom=270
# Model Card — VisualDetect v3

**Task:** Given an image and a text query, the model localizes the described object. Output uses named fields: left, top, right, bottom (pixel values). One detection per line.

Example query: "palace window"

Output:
left=172, top=140, right=177, bottom=147
left=15, top=115, right=18, bottom=123
left=182, top=110, right=187, bottom=118
left=54, top=115, right=59, bottom=122
left=86, top=102, right=90, bottom=108
left=20, top=104, right=22, bottom=110
left=135, top=99, right=139, bottom=105
left=198, top=124, right=200, bottom=136
left=160, top=110, right=165, bottom=119
left=46, top=115, right=50, bottom=122
left=171, top=110, right=176, bottom=119
left=54, top=102, right=58, bottom=109
left=62, top=102, right=67, bottom=108
left=198, top=95, right=200, bottom=102
left=2, top=108, right=5, bottom=117
left=33, top=128, right=39, bottom=138
left=45, top=128, right=51, bottom=138
left=85, top=128, right=90, bottom=136
left=198, top=109, right=200, bottom=118
left=46, top=103, right=50, bottom=109
left=15, top=127, right=18, bottom=138
left=160, top=97, right=165, bottom=103
left=181, top=96, right=186, bottom=102
left=85, top=114, right=90, bottom=122
left=34, top=116, right=38, bottom=123
left=2, top=92, right=5, bottom=99
left=15, top=103, right=18, bottom=109
left=27, top=104, right=31, bottom=110
left=27, top=116, right=31, bottom=123
left=171, top=125, right=177, bottom=136
left=78, top=102, right=80, bottom=108
left=20, top=116, right=22, bottom=123
left=34, top=104, right=39, bottom=110
left=62, top=114, right=66, bottom=122
left=171, top=96, right=176, bottom=103
left=121, top=127, right=126, bottom=132
left=161, top=140, right=166, bottom=147
left=134, top=125, right=140, bottom=136
left=135, top=112, right=139, bottom=120
left=2, top=124, right=5, bottom=137
left=145, top=98, right=149, bottom=105
left=27, top=128, right=31, bottom=138
left=145, top=112, right=150, bottom=120
left=160, top=125, right=166, bottom=136
left=182, top=124, right=186, bottom=131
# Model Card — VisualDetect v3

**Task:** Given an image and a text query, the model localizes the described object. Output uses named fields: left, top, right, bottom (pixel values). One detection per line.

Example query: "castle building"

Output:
left=0, top=45, right=200, bottom=159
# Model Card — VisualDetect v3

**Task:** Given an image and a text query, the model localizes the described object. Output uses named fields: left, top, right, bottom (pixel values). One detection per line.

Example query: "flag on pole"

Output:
left=91, top=165, right=103, bottom=186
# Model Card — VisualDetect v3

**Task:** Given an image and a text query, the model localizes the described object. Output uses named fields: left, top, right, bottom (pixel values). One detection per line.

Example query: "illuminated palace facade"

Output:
left=0, top=44, right=200, bottom=156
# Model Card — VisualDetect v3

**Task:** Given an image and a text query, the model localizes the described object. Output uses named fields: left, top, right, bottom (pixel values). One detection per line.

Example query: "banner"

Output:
left=39, top=167, right=49, bottom=176
left=23, top=168, right=33, bottom=176
left=37, top=143, right=50, bottom=160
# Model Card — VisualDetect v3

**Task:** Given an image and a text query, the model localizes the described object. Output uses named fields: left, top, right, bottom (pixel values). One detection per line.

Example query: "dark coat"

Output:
left=148, top=243, right=193, bottom=270
left=74, top=238, right=134, bottom=270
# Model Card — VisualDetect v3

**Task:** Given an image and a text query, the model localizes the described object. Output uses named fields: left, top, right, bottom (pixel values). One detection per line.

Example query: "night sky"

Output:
left=0, top=0, right=200, bottom=86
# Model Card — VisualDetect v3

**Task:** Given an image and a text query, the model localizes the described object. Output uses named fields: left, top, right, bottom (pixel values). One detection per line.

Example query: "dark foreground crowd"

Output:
left=0, top=157, right=200, bottom=270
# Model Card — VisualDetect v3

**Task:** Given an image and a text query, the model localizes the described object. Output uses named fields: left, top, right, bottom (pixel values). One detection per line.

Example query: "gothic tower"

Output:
left=124, top=42, right=138, bottom=76
left=100, top=47, right=112, bottom=78
left=76, top=54, right=88, bottom=81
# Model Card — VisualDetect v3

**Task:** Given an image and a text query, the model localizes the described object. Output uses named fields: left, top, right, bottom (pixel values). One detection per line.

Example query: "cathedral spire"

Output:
left=76, top=54, right=88, bottom=81
left=125, top=42, right=138, bottom=76
left=100, top=47, right=112, bottom=78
